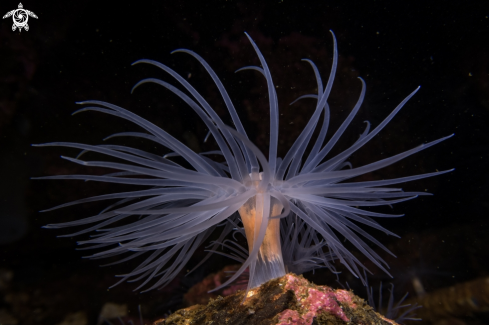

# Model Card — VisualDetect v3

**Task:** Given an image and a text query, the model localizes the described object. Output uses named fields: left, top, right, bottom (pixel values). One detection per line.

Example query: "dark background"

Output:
left=1, top=0, right=488, bottom=324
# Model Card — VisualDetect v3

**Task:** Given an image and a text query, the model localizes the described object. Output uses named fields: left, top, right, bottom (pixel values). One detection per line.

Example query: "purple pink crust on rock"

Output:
left=276, top=274, right=352, bottom=324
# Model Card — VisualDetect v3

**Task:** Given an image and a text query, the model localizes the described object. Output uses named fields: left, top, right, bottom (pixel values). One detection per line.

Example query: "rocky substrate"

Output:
left=154, top=273, right=397, bottom=325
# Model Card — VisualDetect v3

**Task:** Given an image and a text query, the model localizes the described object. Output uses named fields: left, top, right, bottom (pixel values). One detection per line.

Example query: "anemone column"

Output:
left=238, top=193, right=286, bottom=289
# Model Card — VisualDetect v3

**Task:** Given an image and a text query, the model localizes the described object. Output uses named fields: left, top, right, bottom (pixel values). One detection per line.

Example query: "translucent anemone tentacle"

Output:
left=302, top=59, right=324, bottom=98
left=76, top=144, right=178, bottom=165
left=287, top=134, right=453, bottom=186
left=222, top=126, right=272, bottom=191
left=302, top=102, right=331, bottom=175
left=308, top=87, right=422, bottom=173
left=117, top=189, right=255, bottom=215
left=33, top=175, right=218, bottom=191
left=73, top=103, right=218, bottom=176
left=306, top=203, right=391, bottom=273
left=235, top=66, right=264, bottom=75
left=132, top=78, right=249, bottom=181
left=244, top=32, right=279, bottom=176
left=276, top=31, right=339, bottom=181
left=188, top=217, right=241, bottom=275
left=41, top=187, right=210, bottom=213
left=172, top=49, right=259, bottom=172
left=131, top=60, right=246, bottom=182
left=44, top=194, right=192, bottom=229
left=269, top=191, right=291, bottom=219
left=58, top=154, right=242, bottom=188
left=327, top=169, right=454, bottom=188
left=302, top=77, right=366, bottom=174
left=289, top=94, right=319, bottom=105
left=286, top=33, right=339, bottom=180
left=290, top=203, right=370, bottom=281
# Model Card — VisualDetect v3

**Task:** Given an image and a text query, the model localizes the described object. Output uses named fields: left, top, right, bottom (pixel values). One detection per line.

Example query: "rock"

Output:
left=154, top=273, right=398, bottom=325
left=404, top=276, right=489, bottom=324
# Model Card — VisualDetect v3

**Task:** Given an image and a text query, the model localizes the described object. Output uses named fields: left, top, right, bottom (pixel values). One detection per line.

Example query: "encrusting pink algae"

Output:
left=155, top=273, right=398, bottom=325
left=276, top=274, right=350, bottom=324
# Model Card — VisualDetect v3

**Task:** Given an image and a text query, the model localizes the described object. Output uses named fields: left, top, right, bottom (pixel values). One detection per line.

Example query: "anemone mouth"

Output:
left=36, top=31, right=453, bottom=293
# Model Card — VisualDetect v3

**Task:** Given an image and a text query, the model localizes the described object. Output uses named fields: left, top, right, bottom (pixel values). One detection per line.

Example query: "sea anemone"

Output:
left=35, top=31, right=452, bottom=293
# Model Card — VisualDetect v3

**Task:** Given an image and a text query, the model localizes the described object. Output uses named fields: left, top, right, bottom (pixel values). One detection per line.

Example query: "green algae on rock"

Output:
left=154, top=273, right=398, bottom=325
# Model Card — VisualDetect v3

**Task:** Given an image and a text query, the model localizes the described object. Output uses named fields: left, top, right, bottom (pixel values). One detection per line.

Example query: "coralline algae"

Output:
left=276, top=274, right=350, bottom=324
left=155, top=273, right=397, bottom=325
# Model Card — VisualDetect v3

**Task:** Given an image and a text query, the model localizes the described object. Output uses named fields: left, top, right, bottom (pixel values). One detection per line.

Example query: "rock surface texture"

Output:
left=154, top=273, right=398, bottom=325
